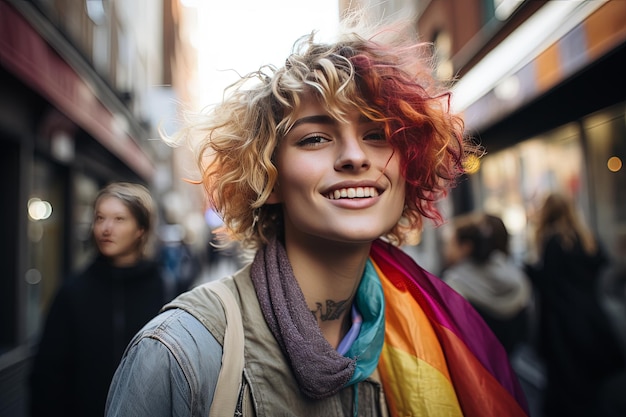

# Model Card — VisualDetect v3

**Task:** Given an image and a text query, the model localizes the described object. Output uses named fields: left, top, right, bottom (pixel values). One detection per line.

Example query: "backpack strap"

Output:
left=207, top=281, right=245, bottom=417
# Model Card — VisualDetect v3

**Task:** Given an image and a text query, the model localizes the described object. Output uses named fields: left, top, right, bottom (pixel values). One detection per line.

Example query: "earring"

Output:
left=252, top=208, right=260, bottom=228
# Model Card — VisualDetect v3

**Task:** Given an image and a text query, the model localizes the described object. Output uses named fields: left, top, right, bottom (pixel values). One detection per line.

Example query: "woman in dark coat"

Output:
left=442, top=213, right=532, bottom=354
left=529, top=193, right=625, bottom=417
left=29, top=182, right=167, bottom=417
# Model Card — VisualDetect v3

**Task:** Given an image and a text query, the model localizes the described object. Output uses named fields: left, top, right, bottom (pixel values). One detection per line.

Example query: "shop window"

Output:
left=0, top=140, right=19, bottom=353
left=478, top=123, right=586, bottom=262
left=584, top=103, right=626, bottom=259
left=26, top=158, right=67, bottom=341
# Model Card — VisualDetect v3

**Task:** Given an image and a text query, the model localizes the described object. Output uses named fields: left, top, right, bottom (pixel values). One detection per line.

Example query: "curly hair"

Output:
left=176, top=21, right=472, bottom=250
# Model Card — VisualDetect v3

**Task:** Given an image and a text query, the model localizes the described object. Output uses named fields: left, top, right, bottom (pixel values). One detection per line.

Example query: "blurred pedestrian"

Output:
left=158, top=223, right=199, bottom=295
left=106, top=18, right=529, bottom=417
left=442, top=212, right=532, bottom=354
left=527, top=192, right=625, bottom=417
left=29, top=182, right=167, bottom=417
left=203, top=205, right=241, bottom=274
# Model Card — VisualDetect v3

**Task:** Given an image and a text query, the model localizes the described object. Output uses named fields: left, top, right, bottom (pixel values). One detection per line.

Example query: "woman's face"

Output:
left=269, top=96, right=406, bottom=246
left=442, top=224, right=473, bottom=267
left=443, top=229, right=465, bottom=267
left=93, top=196, right=144, bottom=266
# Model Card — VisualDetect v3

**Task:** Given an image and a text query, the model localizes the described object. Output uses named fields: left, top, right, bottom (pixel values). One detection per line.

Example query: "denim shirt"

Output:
left=106, top=266, right=387, bottom=417
left=105, top=308, right=222, bottom=416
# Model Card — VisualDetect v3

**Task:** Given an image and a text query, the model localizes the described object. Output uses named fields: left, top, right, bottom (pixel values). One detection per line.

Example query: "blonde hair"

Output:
left=535, top=193, right=598, bottom=256
left=175, top=20, right=472, bottom=250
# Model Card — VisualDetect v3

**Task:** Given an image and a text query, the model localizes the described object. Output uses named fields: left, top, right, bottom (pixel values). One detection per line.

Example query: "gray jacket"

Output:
left=106, top=265, right=388, bottom=416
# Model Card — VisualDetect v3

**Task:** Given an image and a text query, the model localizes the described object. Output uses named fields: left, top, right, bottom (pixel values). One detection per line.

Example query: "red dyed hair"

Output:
left=175, top=22, right=473, bottom=249
left=348, top=45, right=466, bottom=234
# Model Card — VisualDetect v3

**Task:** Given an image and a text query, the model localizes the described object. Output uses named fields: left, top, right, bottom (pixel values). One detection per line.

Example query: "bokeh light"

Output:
left=607, top=156, right=622, bottom=172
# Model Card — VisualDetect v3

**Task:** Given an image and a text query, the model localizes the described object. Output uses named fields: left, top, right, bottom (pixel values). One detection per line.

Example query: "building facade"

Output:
left=417, top=0, right=625, bottom=264
left=0, top=1, right=198, bottom=414
left=345, top=0, right=626, bottom=268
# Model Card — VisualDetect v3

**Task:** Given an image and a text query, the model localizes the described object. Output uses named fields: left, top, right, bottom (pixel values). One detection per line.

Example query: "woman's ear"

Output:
left=136, top=228, right=146, bottom=244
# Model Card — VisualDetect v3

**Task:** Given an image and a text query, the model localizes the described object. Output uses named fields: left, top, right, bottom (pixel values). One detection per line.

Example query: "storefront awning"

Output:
left=452, top=0, right=626, bottom=132
left=0, top=1, right=155, bottom=180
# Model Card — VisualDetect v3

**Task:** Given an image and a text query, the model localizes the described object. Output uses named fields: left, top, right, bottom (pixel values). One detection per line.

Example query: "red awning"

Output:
left=0, top=1, right=155, bottom=180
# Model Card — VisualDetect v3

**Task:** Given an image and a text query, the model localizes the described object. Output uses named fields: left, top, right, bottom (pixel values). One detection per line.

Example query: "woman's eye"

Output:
left=364, top=130, right=387, bottom=141
left=298, top=135, right=330, bottom=147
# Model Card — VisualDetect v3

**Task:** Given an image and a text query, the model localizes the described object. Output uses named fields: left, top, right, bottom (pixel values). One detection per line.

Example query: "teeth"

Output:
left=327, top=187, right=379, bottom=200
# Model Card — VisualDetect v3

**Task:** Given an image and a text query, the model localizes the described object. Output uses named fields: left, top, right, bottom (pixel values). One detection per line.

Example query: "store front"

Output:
left=454, top=1, right=626, bottom=263
left=473, top=102, right=625, bottom=263
left=0, top=3, right=157, bottom=413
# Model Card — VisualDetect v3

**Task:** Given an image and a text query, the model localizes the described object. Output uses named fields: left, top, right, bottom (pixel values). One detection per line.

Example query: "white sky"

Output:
left=192, top=0, right=340, bottom=108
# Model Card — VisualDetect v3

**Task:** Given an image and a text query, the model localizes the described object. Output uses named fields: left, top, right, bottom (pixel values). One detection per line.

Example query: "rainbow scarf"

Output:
left=370, top=239, right=529, bottom=417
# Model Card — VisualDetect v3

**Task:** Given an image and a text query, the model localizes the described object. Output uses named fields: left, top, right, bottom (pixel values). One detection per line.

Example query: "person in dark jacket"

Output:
left=442, top=212, right=532, bottom=354
left=527, top=192, right=626, bottom=417
left=29, top=182, right=167, bottom=417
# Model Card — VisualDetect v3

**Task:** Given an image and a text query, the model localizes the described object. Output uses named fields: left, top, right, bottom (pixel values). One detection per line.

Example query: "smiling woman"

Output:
left=267, top=99, right=405, bottom=247
left=106, top=18, right=528, bottom=417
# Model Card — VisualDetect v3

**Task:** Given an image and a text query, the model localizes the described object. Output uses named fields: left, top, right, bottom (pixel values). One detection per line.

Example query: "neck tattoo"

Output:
left=311, top=298, right=350, bottom=322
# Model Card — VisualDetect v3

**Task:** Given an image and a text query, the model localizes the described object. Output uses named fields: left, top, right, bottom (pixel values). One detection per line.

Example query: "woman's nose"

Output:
left=100, top=219, right=113, bottom=233
left=334, top=137, right=371, bottom=171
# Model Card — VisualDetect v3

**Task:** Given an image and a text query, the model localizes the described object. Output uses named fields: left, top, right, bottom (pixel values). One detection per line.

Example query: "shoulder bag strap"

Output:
left=207, top=281, right=245, bottom=417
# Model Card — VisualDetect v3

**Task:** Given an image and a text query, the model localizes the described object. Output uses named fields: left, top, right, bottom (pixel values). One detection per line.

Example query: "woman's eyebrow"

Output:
left=290, top=114, right=377, bottom=131
left=291, top=114, right=336, bottom=129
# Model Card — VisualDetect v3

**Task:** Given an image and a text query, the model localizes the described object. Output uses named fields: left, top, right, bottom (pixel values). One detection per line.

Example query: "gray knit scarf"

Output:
left=250, top=237, right=356, bottom=399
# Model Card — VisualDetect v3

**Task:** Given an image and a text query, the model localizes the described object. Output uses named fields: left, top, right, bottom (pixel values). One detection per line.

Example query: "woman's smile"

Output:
left=324, top=185, right=381, bottom=200
left=268, top=95, right=405, bottom=244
